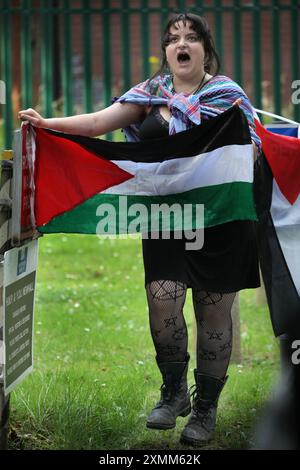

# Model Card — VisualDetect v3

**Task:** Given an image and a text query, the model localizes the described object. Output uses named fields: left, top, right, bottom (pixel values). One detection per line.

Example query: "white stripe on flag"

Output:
left=271, top=180, right=300, bottom=227
left=271, top=180, right=300, bottom=296
left=275, top=225, right=300, bottom=296
left=103, top=143, right=253, bottom=196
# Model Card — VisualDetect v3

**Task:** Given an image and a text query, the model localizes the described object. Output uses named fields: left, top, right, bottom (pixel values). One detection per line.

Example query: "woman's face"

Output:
left=165, top=21, right=206, bottom=82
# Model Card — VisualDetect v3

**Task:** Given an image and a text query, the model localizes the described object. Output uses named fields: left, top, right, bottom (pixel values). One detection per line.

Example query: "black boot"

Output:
left=146, top=354, right=191, bottom=430
left=180, top=370, right=227, bottom=445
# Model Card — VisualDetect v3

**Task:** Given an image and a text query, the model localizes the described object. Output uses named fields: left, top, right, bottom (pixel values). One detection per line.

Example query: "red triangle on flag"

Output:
left=255, top=119, right=300, bottom=204
left=34, top=127, right=133, bottom=226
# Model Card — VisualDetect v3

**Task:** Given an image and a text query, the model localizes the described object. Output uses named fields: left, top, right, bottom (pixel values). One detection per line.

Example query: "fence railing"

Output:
left=0, top=0, right=300, bottom=148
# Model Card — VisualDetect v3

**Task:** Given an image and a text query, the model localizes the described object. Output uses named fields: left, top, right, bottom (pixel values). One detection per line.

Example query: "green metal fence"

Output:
left=0, top=0, right=300, bottom=148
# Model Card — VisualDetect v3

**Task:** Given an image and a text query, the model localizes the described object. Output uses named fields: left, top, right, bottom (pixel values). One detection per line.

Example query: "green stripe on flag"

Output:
left=37, top=182, right=257, bottom=235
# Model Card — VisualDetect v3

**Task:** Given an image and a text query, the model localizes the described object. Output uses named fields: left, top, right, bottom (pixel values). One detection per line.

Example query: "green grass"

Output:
left=8, top=234, right=279, bottom=450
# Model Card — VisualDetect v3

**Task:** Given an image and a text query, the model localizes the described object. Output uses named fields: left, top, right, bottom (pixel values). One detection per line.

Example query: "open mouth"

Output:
left=177, top=52, right=191, bottom=64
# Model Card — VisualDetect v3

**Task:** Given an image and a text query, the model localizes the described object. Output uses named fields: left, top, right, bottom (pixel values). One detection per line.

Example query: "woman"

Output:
left=19, top=13, right=261, bottom=446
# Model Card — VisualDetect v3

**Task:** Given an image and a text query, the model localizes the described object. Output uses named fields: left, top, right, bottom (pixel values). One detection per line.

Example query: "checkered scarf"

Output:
left=114, top=73, right=261, bottom=149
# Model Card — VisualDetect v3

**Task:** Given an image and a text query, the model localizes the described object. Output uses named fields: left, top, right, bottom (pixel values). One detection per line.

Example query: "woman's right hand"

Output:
left=18, top=108, right=45, bottom=128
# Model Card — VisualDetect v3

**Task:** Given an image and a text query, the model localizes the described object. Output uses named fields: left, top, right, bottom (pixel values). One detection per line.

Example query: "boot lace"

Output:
left=157, top=382, right=178, bottom=406
left=160, top=382, right=175, bottom=403
left=189, top=384, right=214, bottom=425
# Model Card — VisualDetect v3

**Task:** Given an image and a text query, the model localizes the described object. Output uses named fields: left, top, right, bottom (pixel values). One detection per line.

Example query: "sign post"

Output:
left=0, top=125, right=39, bottom=448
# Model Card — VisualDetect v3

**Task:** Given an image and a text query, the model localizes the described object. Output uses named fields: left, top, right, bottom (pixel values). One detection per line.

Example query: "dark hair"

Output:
left=152, top=12, right=220, bottom=79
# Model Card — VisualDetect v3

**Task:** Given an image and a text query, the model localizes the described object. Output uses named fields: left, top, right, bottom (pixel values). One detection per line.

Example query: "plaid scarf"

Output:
left=114, top=74, right=261, bottom=149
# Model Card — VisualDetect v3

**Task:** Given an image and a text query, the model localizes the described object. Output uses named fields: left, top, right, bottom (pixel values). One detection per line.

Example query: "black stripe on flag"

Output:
left=254, top=153, right=300, bottom=337
left=43, top=105, right=251, bottom=163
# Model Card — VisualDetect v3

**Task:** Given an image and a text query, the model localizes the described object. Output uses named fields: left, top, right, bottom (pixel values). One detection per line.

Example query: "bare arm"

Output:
left=18, top=102, right=146, bottom=137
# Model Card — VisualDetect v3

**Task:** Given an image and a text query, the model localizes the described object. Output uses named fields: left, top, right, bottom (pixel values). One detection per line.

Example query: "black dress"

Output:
left=139, top=107, right=260, bottom=293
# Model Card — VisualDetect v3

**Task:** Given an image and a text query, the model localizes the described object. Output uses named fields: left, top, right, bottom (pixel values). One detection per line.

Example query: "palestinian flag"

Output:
left=254, top=120, right=300, bottom=337
left=28, top=105, right=256, bottom=235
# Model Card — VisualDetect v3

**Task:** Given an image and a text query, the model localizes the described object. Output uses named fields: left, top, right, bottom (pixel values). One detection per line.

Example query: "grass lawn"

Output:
left=8, top=234, right=279, bottom=450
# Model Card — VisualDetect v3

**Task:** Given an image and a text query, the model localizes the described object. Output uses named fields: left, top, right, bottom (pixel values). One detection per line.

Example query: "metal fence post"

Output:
left=0, top=148, right=13, bottom=450
left=0, top=389, right=10, bottom=450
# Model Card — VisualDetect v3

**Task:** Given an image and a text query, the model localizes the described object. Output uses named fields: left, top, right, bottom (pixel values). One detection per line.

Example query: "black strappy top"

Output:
left=139, top=107, right=169, bottom=140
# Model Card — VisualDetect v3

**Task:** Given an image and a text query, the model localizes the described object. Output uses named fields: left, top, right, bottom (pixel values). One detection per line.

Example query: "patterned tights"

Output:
left=146, top=280, right=236, bottom=380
